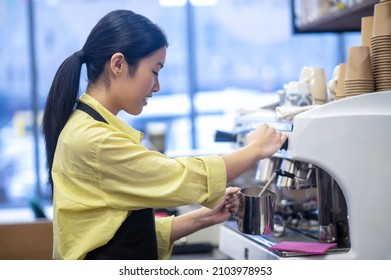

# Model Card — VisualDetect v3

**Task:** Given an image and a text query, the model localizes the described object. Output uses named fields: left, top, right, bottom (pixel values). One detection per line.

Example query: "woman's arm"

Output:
left=170, top=186, right=240, bottom=243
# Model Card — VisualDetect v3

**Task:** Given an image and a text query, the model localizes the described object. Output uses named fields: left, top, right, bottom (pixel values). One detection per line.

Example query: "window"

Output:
left=191, top=0, right=359, bottom=150
left=0, top=1, right=36, bottom=205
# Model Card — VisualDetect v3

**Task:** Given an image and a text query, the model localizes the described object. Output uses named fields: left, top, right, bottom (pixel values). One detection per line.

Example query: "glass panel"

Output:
left=0, top=1, right=38, bottom=205
left=35, top=0, right=188, bottom=100
left=193, top=0, right=341, bottom=92
left=192, top=0, right=360, bottom=149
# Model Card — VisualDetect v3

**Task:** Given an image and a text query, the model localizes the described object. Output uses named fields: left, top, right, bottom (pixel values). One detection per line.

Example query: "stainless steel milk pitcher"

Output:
left=235, top=186, right=277, bottom=235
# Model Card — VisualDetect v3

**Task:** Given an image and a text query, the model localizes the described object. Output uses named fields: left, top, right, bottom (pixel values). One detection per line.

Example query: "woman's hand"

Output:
left=222, top=123, right=287, bottom=182
left=246, top=123, right=287, bottom=159
left=170, top=187, right=240, bottom=243
left=206, top=186, right=240, bottom=225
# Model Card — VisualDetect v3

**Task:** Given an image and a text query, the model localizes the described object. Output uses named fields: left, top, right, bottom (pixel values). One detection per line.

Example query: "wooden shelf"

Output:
left=292, top=0, right=378, bottom=33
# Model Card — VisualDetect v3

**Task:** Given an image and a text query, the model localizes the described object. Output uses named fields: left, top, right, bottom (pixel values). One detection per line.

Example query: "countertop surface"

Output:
left=170, top=247, right=230, bottom=260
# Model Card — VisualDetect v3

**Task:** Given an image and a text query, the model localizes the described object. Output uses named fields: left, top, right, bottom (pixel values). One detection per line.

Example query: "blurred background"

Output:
left=0, top=0, right=360, bottom=216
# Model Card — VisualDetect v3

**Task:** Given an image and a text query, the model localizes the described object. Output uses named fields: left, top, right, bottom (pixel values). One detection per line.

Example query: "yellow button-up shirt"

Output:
left=52, top=93, right=227, bottom=260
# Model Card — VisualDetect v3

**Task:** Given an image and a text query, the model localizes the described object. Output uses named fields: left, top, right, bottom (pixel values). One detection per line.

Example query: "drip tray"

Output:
left=224, top=220, right=350, bottom=257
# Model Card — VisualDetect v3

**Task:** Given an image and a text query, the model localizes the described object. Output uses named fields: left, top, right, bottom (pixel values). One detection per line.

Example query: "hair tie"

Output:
left=74, top=50, right=85, bottom=64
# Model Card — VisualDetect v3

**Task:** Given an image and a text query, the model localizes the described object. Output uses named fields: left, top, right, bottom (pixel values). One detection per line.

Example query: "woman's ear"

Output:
left=110, top=53, right=125, bottom=76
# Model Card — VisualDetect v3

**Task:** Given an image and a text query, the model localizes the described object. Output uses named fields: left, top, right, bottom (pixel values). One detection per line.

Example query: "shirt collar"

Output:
left=79, top=93, right=144, bottom=143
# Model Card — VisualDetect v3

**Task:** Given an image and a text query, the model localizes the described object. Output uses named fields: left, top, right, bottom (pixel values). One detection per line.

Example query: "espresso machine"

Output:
left=218, top=91, right=391, bottom=259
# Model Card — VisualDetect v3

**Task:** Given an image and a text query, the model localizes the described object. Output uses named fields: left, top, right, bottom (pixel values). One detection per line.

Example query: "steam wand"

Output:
left=257, top=167, right=311, bottom=197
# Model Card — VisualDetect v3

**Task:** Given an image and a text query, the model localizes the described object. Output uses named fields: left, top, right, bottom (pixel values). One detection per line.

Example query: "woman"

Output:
left=42, top=10, right=286, bottom=260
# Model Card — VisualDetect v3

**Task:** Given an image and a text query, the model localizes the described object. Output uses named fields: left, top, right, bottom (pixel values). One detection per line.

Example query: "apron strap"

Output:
left=75, top=101, right=108, bottom=124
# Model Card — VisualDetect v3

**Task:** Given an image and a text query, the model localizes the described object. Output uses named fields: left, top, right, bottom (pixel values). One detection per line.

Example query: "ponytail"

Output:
left=42, top=51, right=84, bottom=194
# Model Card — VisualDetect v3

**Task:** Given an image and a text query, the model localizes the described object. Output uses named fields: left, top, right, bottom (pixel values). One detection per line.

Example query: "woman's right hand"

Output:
left=222, top=123, right=287, bottom=182
left=246, top=123, right=287, bottom=159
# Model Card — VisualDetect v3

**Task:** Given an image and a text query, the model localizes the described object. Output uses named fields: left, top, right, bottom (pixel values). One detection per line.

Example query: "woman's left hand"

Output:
left=208, top=186, right=240, bottom=224
left=170, top=186, right=240, bottom=243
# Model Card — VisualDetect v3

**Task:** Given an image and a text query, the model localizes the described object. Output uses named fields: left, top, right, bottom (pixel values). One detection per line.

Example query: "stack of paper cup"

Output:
left=344, top=46, right=375, bottom=97
left=371, top=1, right=391, bottom=91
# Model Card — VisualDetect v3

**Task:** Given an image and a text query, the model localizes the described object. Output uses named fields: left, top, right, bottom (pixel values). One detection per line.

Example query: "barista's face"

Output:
left=109, top=47, right=166, bottom=115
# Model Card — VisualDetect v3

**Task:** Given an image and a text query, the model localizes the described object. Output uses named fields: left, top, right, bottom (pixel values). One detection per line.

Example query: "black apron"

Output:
left=75, top=101, right=158, bottom=260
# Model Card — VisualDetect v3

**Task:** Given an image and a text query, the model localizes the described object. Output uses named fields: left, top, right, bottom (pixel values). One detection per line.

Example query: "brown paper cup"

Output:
left=345, top=46, right=373, bottom=80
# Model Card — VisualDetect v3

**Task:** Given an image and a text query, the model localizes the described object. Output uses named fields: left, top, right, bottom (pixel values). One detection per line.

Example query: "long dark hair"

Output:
left=42, top=10, right=168, bottom=197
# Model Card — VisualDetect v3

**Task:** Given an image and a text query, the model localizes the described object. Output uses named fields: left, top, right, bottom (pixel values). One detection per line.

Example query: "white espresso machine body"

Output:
left=219, top=91, right=391, bottom=260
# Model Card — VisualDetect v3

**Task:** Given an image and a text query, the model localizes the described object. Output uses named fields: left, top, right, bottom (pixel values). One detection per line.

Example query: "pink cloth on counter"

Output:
left=268, top=241, right=337, bottom=254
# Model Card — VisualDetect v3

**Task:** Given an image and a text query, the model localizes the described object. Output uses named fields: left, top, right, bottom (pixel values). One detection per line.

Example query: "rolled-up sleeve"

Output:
left=155, top=216, right=175, bottom=260
left=193, top=155, right=227, bottom=208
